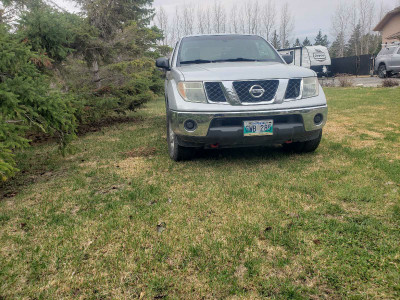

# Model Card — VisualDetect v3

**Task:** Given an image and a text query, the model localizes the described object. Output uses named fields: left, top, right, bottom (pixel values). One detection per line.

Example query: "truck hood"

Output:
left=176, top=62, right=316, bottom=81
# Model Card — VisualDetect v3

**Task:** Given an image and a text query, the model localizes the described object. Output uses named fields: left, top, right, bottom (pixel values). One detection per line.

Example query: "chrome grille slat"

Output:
left=232, top=80, right=279, bottom=103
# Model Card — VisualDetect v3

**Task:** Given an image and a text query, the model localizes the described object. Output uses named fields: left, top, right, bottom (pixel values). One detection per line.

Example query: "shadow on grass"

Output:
left=189, top=145, right=302, bottom=162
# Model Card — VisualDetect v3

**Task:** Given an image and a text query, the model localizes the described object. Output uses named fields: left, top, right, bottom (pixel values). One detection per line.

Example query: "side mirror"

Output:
left=282, top=54, right=293, bottom=65
left=156, top=57, right=170, bottom=70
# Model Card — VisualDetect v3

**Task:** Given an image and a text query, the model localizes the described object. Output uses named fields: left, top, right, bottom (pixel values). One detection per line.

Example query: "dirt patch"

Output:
left=116, top=157, right=150, bottom=178
left=77, top=116, right=143, bottom=135
left=0, top=168, right=63, bottom=199
left=358, top=129, right=384, bottom=139
left=123, top=147, right=156, bottom=158
left=325, top=117, right=354, bottom=141
left=348, top=138, right=377, bottom=149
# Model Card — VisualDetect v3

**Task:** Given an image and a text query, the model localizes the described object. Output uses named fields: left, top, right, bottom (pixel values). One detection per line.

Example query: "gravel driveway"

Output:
left=319, top=76, right=400, bottom=87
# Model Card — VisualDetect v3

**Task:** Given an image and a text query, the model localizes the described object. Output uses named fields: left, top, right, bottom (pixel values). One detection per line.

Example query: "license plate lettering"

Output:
left=243, top=120, right=273, bottom=136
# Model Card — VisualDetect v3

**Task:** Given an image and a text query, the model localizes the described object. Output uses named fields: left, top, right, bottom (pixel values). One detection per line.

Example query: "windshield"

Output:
left=177, top=35, right=283, bottom=66
left=378, top=47, right=397, bottom=55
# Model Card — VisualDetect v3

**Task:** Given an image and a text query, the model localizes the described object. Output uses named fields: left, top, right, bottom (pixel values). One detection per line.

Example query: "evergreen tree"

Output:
left=75, top=0, right=155, bottom=40
left=0, top=24, right=76, bottom=180
left=346, top=23, right=362, bottom=56
left=329, top=31, right=345, bottom=58
left=0, top=0, right=165, bottom=180
left=314, top=30, right=330, bottom=47
left=293, top=38, right=301, bottom=47
left=283, top=40, right=290, bottom=49
left=368, top=34, right=382, bottom=55
left=302, top=37, right=311, bottom=46
left=18, top=2, right=82, bottom=62
left=272, top=30, right=281, bottom=49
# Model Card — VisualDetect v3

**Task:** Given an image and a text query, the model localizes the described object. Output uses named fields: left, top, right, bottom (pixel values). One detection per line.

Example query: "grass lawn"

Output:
left=1, top=87, right=399, bottom=299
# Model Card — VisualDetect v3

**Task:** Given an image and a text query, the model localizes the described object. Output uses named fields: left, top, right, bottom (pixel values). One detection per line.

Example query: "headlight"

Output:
left=302, top=77, right=319, bottom=98
left=177, top=82, right=207, bottom=103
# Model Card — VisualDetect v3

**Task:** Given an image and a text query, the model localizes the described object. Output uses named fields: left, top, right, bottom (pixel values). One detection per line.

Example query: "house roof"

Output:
left=374, top=6, right=400, bottom=31
left=387, top=32, right=400, bottom=40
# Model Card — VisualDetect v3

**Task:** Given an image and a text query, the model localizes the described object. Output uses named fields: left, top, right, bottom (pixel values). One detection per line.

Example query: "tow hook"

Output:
left=210, top=143, right=219, bottom=149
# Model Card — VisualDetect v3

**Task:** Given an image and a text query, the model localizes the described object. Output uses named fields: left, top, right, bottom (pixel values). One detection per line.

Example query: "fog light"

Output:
left=184, top=119, right=197, bottom=131
left=314, top=114, right=323, bottom=125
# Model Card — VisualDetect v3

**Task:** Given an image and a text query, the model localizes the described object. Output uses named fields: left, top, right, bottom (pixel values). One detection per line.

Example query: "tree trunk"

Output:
left=92, top=60, right=101, bottom=89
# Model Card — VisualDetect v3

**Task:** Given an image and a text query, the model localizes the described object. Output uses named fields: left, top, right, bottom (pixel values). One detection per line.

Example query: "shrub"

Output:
left=319, top=78, right=335, bottom=87
left=0, top=25, right=76, bottom=180
left=336, top=74, right=354, bottom=87
left=61, top=56, right=162, bottom=125
left=382, top=78, right=400, bottom=88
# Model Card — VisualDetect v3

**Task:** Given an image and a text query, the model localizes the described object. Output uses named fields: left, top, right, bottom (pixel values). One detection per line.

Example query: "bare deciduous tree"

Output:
left=196, top=5, right=205, bottom=34
left=171, top=7, right=183, bottom=46
left=331, top=1, right=350, bottom=57
left=182, top=3, right=194, bottom=36
left=251, top=0, right=261, bottom=35
left=212, top=0, right=226, bottom=33
left=242, top=0, right=261, bottom=34
left=230, top=3, right=239, bottom=34
left=358, top=0, right=375, bottom=54
left=279, top=2, right=294, bottom=49
left=243, top=1, right=252, bottom=34
left=155, top=6, right=169, bottom=46
left=261, top=0, right=276, bottom=41
left=204, top=5, right=212, bottom=34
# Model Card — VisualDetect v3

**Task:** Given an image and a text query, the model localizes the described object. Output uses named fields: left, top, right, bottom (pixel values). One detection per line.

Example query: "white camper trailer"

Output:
left=278, top=46, right=332, bottom=77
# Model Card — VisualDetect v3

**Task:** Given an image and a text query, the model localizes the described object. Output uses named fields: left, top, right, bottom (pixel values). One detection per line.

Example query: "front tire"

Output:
left=378, top=64, right=387, bottom=79
left=283, top=130, right=322, bottom=153
left=167, top=118, right=192, bottom=161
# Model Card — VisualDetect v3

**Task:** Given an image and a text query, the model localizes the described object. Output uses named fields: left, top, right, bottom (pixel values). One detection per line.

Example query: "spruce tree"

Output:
left=314, top=30, right=330, bottom=47
left=346, top=24, right=362, bottom=56
left=302, top=37, right=312, bottom=46
left=0, top=24, right=76, bottom=180
left=272, top=30, right=281, bottom=49
left=75, top=0, right=155, bottom=39
left=293, top=38, right=301, bottom=47
left=329, top=31, right=345, bottom=58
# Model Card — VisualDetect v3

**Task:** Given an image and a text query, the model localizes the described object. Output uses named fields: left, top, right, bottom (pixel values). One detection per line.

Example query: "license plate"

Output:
left=243, top=120, right=273, bottom=136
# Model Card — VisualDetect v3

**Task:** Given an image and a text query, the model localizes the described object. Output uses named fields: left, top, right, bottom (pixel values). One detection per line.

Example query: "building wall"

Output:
left=382, top=14, right=400, bottom=43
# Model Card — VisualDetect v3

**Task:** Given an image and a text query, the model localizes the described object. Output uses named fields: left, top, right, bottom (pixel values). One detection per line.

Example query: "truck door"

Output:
left=390, top=47, right=400, bottom=71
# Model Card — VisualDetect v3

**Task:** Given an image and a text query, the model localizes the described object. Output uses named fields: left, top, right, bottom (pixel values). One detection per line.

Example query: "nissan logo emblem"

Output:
left=249, top=85, right=265, bottom=98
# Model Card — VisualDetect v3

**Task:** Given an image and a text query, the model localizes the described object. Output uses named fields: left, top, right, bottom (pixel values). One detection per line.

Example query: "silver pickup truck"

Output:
left=156, top=34, right=328, bottom=161
left=375, top=43, right=400, bottom=78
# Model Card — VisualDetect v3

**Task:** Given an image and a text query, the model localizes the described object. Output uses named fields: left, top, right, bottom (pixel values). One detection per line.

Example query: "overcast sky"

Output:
left=55, top=0, right=399, bottom=41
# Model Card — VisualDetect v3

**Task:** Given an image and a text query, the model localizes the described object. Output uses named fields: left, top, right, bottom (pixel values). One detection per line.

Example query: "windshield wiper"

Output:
left=180, top=59, right=213, bottom=65
left=214, top=58, right=259, bottom=62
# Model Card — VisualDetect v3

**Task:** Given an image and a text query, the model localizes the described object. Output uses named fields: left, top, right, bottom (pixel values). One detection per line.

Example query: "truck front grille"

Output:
left=285, top=79, right=302, bottom=99
left=204, top=82, right=226, bottom=102
left=233, top=80, right=279, bottom=103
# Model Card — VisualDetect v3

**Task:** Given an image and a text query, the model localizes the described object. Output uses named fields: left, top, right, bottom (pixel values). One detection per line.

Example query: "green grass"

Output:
left=1, top=87, right=400, bottom=299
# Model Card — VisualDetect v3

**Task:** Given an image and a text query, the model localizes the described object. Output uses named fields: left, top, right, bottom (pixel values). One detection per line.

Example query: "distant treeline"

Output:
left=154, top=0, right=390, bottom=57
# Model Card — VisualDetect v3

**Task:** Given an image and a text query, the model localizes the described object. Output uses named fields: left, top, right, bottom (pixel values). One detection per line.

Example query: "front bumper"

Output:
left=170, top=105, right=328, bottom=147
